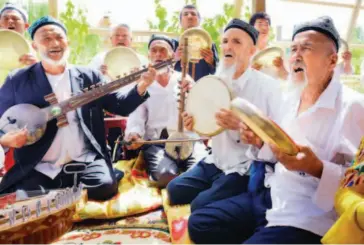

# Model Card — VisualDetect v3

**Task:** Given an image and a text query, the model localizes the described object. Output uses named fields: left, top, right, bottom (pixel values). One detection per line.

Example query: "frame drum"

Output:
left=104, top=46, right=142, bottom=80
left=185, top=75, right=231, bottom=136
left=180, top=27, right=212, bottom=63
left=251, top=47, right=283, bottom=77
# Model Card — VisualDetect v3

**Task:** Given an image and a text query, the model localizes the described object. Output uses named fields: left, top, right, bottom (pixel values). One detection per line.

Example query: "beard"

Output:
left=215, top=62, right=238, bottom=87
left=286, top=61, right=308, bottom=93
left=39, top=48, right=70, bottom=66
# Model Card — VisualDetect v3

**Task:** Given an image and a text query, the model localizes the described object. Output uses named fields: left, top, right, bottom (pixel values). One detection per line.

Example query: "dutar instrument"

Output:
left=0, top=59, right=174, bottom=146
left=186, top=75, right=299, bottom=155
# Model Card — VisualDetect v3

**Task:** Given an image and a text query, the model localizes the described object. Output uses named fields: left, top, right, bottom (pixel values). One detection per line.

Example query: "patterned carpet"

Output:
left=54, top=209, right=171, bottom=244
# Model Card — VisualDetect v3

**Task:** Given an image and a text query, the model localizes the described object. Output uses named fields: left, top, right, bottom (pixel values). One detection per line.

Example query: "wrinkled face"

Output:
left=148, top=41, right=171, bottom=64
left=110, top=26, right=132, bottom=47
left=290, top=30, right=337, bottom=84
left=221, top=28, right=255, bottom=68
left=180, top=8, right=199, bottom=30
left=254, top=18, right=270, bottom=38
left=0, top=9, right=28, bottom=34
left=32, top=25, right=69, bottom=66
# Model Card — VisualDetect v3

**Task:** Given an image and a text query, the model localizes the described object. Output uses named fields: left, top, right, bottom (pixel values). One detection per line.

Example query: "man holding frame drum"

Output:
left=0, top=3, right=38, bottom=66
left=166, top=18, right=282, bottom=241
left=184, top=16, right=364, bottom=244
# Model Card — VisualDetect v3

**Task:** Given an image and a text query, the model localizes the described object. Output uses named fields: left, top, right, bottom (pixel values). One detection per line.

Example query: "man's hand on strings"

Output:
left=137, top=66, right=156, bottom=96
left=182, top=112, right=194, bottom=131
left=126, top=133, right=143, bottom=150
left=0, top=128, right=28, bottom=148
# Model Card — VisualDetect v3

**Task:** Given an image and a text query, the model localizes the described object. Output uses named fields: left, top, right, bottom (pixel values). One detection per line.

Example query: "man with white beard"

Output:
left=188, top=16, right=364, bottom=244
left=166, top=18, right=282, bottom=243
left=0, top=16, right=156, bottom=201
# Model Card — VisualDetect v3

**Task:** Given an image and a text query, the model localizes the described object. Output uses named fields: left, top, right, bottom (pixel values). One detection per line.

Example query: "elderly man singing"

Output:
left=185, top=16, right=364, bottom=244
left=0, top=16, right=156, bottom=201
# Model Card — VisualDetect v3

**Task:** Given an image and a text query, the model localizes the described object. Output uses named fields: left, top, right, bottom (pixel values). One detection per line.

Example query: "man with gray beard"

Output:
left=0, top=16, right=156, bottom=201
left=166, top=18, right=282, bottom=243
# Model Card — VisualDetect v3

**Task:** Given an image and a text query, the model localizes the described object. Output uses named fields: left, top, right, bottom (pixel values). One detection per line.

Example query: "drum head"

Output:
left=180, top=27, right=212, bottom=62
left=231, top=97, right=299, bottom=155
left=0, top=30, right=30, bottom=70
left=186, top=75, right=231, bottom=136
left=104, top=47, right=141, bottom=80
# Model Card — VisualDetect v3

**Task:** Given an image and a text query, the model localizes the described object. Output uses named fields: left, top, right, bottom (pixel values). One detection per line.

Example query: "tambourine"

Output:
left=186, top=75, right=299, bottom=155
left=180, top=27, right=212, bottom=63
left=251, top=47, right=284, bottom=77
left=104, top=46, right=142, bottom=80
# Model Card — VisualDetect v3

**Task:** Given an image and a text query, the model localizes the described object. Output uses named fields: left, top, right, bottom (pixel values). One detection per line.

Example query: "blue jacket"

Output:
left=0, top=63, right=148, bottom=192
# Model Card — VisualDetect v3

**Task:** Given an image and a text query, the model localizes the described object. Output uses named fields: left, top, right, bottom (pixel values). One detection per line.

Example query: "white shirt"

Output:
left=125, top=71, right=207, bottom=161
left=34, top=67, right=96, bottom=179
left=254, top=73, right=364, bottom=236
left=204, top=68, right=282, bottom=175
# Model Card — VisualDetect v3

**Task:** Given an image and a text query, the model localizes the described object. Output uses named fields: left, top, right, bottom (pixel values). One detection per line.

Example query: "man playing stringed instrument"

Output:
left=173, top=5, right=219, bottom=81
left=186, top=16, right=364, bottom=244
left=0, top=16, right=156, bottom=201
left=124, top=35, right=208, bottom=188
left=0, top=3, right=37, bottom=66
left=167, top=19, right=282, bottom=225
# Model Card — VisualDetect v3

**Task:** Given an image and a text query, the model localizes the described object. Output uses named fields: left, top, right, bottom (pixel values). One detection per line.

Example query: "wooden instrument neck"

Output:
left=177, top=37, right=189, bottom=133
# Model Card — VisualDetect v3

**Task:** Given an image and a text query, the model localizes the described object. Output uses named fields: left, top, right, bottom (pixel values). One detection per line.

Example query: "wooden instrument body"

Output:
left=0, top=185, right=85, bottom=244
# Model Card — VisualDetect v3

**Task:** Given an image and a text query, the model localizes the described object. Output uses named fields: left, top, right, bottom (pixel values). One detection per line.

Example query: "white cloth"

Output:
left=252, top=72, right=364, bottom=236
left=125, top=71, right=207, bottom=161
left=204, top=68, right=282, bottom=175
left=34, top=67, right=96, bottom=179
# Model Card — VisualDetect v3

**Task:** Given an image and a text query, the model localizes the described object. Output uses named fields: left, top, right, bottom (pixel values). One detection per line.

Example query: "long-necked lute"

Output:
left=0, top=59, right=174, bottom=145
left=164, top=38, right=194, bottom=161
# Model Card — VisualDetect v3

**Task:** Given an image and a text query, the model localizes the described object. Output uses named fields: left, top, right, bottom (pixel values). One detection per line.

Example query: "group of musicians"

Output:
left=0, top=2, right=363, bottom=244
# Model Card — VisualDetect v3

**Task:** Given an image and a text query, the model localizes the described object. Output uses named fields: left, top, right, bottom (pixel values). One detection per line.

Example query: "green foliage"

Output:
left=349, top=26, right=364, bottom=74
left=59, top=0, right=101, bottom=65
left=27, top=0, right=48, bottom=24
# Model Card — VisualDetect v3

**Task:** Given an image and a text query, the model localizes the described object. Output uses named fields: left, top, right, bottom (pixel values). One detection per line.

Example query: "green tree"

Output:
left=59, top=0, right=102, bottom=65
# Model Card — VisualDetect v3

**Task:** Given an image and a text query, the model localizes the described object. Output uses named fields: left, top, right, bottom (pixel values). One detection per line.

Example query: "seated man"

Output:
left=167, top=19, right=281, bottom=211
left=124, top=35, right=208, bottom=188
left=0, top=16, right=156, bottom=201
left=186, top=16, right=364, bottom=244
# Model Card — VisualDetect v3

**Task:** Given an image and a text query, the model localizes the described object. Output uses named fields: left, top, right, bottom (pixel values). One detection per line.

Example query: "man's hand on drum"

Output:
left=137, top=66, right=156, bottom=96
left=182, top=112, right=194, bottom=131
left=19, top=53, right=37, bottom=66
left=126, top=133, right=143, bottom=150
left=0, top=128, right=28, bottom=148
left=174, top=44, right=184, bottom=61
left=200, top=48, right=214, bottom=66
left=251, top=63, right=262, bottom=71
left=215, top=109, right=240, bottom=130
left=239, top=122, right=263, bottom=149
